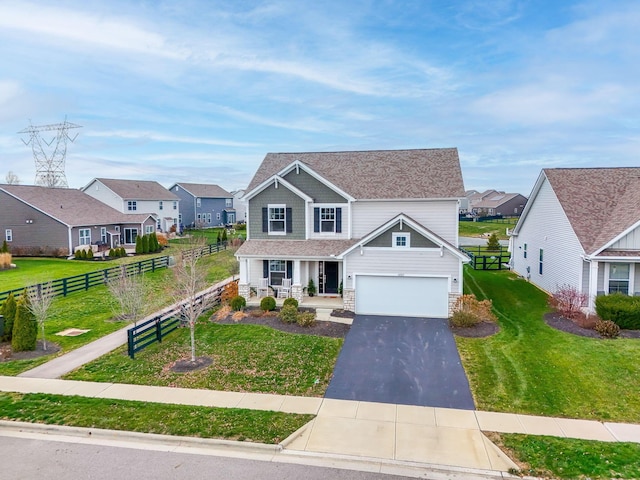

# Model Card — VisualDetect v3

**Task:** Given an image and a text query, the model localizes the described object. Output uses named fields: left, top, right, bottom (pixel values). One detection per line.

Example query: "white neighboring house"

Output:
left=235, top=148, right=470, bottom=318
left=82, top=178, right=180, bottom=232
left=510, top=167, right=640, bottom=312
left=231, top=189, right=247, bottom=223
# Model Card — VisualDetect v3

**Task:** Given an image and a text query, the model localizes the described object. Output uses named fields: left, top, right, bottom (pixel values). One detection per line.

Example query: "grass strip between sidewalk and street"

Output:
left=457, top=267, right=640, bottom=423
left=492, top=433, right=640, bottom=480
left=0, top=392, right=313, bottom=445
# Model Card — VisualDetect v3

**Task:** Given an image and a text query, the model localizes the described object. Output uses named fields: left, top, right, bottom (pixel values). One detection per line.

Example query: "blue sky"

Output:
left=1, top=1, right=638, bottom=195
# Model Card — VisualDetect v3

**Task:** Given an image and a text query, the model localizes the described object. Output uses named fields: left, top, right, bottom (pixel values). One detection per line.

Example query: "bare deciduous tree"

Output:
left=173, top=238, right=215, bottom=362
left=27, top=282, right=55, bottom=351
left=5, top=171, right=20, bottom=185
left=107, top=266, right=147, bottom=325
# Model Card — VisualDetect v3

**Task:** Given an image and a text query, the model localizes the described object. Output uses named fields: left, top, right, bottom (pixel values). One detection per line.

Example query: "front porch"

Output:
left=246, top=293, right=344, bottom=310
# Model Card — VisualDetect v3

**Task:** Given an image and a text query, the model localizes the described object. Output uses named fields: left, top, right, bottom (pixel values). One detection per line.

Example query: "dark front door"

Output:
left=319, top=261, right=339, bottom=294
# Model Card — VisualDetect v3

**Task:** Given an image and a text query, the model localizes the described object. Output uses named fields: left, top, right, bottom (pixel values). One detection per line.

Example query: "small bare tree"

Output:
left=173, top=238, right=214, bottom=362
left=107, top=266, right=147, bottom=325
left=5, top=171, right=20, bottom=185
left=27, top=282, right=55, bottom=351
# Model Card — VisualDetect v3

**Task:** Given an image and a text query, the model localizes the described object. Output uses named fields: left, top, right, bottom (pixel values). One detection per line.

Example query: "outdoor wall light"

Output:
left=453, top=277, right=458, bottom=283
left=25, top=219, right=33, bottom=224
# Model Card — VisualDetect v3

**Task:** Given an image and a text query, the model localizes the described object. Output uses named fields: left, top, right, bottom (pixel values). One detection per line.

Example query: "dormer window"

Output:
left=392, top=232, right=410, bottom=248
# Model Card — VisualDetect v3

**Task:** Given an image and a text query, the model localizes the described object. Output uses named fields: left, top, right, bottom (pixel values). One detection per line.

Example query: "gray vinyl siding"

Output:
left=364, top=223, right=438, bottom=248
left=0, top=190, right=69, bottom=253
left=283, top=169, right=347, bottom=204
left=345, top=248, right=460, bottom=293
left=170, top=186, right=195, bottom=227
left=511, top=177, right=584, bottom=294
left=610, top=226, right=640, bottom=250
left=351, top=200, right=458, bottom=244
left=494, top=195, right=527, bottom=216
left=248, top=184, right=306, bottom=240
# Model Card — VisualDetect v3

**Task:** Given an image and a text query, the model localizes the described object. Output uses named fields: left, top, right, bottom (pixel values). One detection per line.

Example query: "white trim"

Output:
left=4, top=229, right=12, bottom=242
left=392, top=232, right=410, bottom=248
left=267, top=204, right=287, bottom=235
left=244, top=174, right=313, bottom=202
left=277, top=160, right=355, bottom=202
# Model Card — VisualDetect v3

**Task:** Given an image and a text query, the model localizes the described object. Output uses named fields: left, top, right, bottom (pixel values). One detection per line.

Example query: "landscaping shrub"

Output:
left=486, top=233, right=501, bottom=251
left=1, top=292, right=17, bottom=342
left=260, top=296, right=276, bottom=312
left=296, top=311, right=316, bottom=327
left=141, top=234, right=149, bottom=254
left=306, top=279, right=316, bottom=297
left=550, top=285, right=588, bottom=320
left=157, top=233, right=169, bottom=247
left=282, top=297, right=298, bottom=309
left=594, top=319, right=620, bottom=339
left=135, top=235, right=142, bottom=254
left=109, top=248, right=115, bottom=257
left=230, top=295, right=246, bottom=311
left=595, top=293, right=640, bottom=330
left=221, top=281, right=239, bottom=305
left=11, top=293, right=37, bottom=352
left=86, top=248, right=94, bottom=259
left=449, top=294, right=497, bottom=328
left=0, top=240, right=9, bottom=253
left=0, top=252, right=12, bottom=269
left=119, top=247, right=127, bottom=257
left=279, top=304, right=298, bottom=324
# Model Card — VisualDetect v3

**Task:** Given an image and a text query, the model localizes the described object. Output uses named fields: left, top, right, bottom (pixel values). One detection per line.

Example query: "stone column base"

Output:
left=239, top=283, right=250, bottom=302
left=343, top=289, right=355, bottom=312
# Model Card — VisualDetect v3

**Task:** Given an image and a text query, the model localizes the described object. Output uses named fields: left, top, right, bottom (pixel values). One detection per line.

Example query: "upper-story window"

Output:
left=159, top=201, right=163, bottom=210
left=225, top=198, right=232, bottom=207
left=313, top=207, right=342, bottom=233
left=173, top=201, right=177, bottom=210
left=127, top=201, right=137, bottom=211
left=5, top=229, right=12, bottom=242
left=269, top=205, right=286, bottom=234
left=196, top=198, right=201, bottom=207
left=523, top=243, right=527, bottom=259
left=392, top=232, right=410, bottom=248
left=539, top=249, right=544, bottom=275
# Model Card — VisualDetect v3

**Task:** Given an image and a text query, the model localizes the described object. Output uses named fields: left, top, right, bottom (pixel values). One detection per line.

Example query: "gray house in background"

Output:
left=168, top=183, right=234, bottom=228
left=0, top=184, right=156, bottom=256
left=467, top=190, right=527, bottom=216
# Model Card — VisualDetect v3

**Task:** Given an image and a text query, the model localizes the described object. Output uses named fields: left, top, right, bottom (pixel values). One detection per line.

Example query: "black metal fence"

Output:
left=461, top=247, right=511, bottom=270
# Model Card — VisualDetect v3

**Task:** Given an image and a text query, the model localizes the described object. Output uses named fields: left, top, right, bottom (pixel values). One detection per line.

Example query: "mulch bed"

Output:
left=451, top=321, right=500, bottom=338
left=214, top=309, right=351, bottom=338
left=0, top=340, right=61, bottom=362
left=544, top=312, right=640, bottom=339
left=170, top=356, right=213, bottom=373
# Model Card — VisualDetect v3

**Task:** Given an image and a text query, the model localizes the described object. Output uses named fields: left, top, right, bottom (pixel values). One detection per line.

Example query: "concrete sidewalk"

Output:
left=2, top=375, right=640, bottom=475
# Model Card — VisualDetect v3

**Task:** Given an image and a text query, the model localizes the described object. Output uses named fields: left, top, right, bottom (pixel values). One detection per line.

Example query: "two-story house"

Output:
left=235, top=149, right=469, bottom=318
left=168, top=183, right=234, bottom=228
left=82, top=178, right=180, bottom=232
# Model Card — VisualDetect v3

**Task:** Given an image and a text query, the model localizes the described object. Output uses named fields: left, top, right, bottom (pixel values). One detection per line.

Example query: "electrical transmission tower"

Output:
left=18, top=118, right=82, bottom=188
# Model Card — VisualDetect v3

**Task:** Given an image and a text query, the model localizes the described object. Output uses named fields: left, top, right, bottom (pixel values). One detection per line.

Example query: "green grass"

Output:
left=497, top=433, right=640, bottom=479
left=458, top=267, right=640, bottom=423
left=66, top=320, right=343, bottom=397
left=0, top=248, right=239, bottom=376
left=458, top=219, right=517, bottom=240
left=0, top=392, right=312, bottom=444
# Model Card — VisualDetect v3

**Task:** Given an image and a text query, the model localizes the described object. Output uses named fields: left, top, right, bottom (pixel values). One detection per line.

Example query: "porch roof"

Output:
left=595, top=250, right=640, bottom=258
left=236, top=239, right=359, bottom=258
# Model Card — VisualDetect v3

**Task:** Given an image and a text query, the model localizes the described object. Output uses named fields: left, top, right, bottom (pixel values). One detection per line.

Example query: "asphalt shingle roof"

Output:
left=235, top=239, right=359, bottom=258
left=91, top=178, right=179, bottom=201
left=544, top=168, right=640, bottom=254
left=174, top=183, right=232, bottom=198
left=1, top=184, right=150, bottom=227
left=246, top=148, right=465, bottom=200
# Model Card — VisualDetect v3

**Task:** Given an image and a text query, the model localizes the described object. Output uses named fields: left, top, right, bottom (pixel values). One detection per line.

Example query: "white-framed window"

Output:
left=157, top=219, right=161, bottom=229
left=5, top=229, right=12, bottom=242
left=268, top=205, right=286, bottom=234
left=197, top=213, right=202, bottom=223
left=392, top=232, right=410, bottom=248
left=178, top=214, right=182, bottom=224
left=100, top=227, right=107, bottom=244
left=159, top=201, right=163, bottom=210
left=79, top=228, right=91, bottom=245
left=216, top=212, right=221, bottom=220
left=196, top=198, right=201, bottom=207
left=269, top=260, right=286, bottom=286
left=145, top=225, right=154, bottom=234
left=173, top=201, right=177, bottom=210
left=320, top=207, right=335, bottom=233
left=127, top=201, right=137, bottom=211
left=124, top=228, right=138, bottom=244
left=608, top=263, right=631, bottom=295
left=539, top=249, right=544, bottom=275
left=225, top=198, right=232, bottom=207
left=207, top=213, right=212, bottom=224
left=523, top=243, right=527, bottom=259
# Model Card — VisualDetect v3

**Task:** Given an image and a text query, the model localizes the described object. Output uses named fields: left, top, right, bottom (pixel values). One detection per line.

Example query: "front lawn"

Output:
left=65, top=321, right=343, bottom=397
left=458, top=268, right=640, bottom=423
left=0, top=392, right=312, bottom=444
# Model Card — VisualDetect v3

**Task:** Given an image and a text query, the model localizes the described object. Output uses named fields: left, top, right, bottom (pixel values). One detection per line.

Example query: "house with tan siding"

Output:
left=510, top=168, right=640, bottom=312
left=235, top=149, right=470, bottom=318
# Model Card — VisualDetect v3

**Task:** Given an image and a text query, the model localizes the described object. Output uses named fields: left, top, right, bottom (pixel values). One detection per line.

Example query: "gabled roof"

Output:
left=0, top=184, right=153, bottom=227
left=235, top=239, right=358, bottom=258
left=515, top=168, right=640, bottom=255
left=171, top=182, right=232, bottom=198
left=85, top=178, right=179, bottom=201
left=472, top=192, right=527, bottom=209
left=246, top=148, right=465, bottom=200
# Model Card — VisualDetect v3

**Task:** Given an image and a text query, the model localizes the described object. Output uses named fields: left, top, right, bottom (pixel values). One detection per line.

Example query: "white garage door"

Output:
left=355, top=275, right=449, bottom=318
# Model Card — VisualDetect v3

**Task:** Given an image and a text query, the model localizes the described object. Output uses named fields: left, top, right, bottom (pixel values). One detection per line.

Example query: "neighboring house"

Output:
left=82, top=178, right=180, bottom=232
left=231, top=189, right=247, bottom=224
left=510, top=168, right=640, bottom=312
left=235, top=149, right=470, bottom=318
left=467, top=190, right=527, bottom=216
left=0, top=184, right=156, bottom=256
left=168, top=183, right=234, bottom=228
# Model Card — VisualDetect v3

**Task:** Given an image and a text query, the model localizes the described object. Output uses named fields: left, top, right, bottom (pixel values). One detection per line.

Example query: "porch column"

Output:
left=292, top=260, right=303, bottom=303
left=238, top=258, right=250, bottom=302
left=588, top=260, right=599, bottom=312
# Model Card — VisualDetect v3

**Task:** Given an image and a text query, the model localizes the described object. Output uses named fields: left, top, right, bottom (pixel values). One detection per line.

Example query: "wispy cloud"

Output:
left=85, top=130, right=260, bottom=148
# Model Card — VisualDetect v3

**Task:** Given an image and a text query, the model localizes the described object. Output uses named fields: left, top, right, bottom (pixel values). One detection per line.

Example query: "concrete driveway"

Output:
left=325, top=315, right=475, bottom=409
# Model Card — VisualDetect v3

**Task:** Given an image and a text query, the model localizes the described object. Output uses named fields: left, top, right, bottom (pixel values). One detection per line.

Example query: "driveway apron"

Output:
left=325, top=315, right=475, bottom=409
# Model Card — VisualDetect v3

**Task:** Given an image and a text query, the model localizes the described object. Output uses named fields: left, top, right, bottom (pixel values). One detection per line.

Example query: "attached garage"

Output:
left=355, top=275, right=449, bottom=318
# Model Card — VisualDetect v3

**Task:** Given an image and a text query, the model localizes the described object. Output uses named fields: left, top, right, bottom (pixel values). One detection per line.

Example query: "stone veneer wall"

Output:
left=343, top=289, right=355, bottom=312
left=292, top=285, right=303, bottom=303
left=448, top=292, right=461, bottom=317
left=239, top=283, right=250, bottom=302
